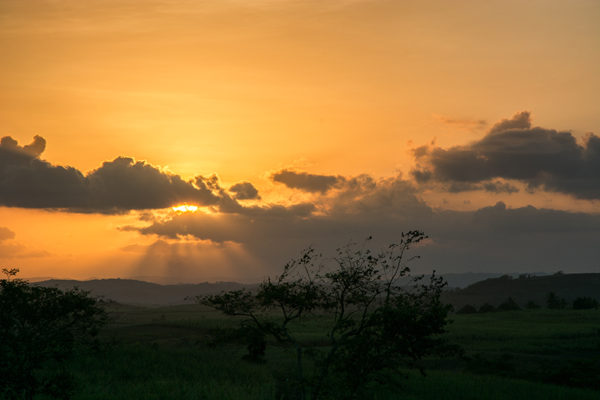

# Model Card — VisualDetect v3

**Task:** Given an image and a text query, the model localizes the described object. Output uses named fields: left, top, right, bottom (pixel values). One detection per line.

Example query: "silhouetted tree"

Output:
left=572, top=297, right=599, bottom=310
left=546, top=292, right=567, bottom=309
left=497, top=297, right=520, bottom=311
left=0, top=268, right=107, bottom=400
left=200, top=232, right=452, bottom=400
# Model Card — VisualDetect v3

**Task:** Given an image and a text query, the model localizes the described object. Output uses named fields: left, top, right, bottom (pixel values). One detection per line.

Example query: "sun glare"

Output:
left=172, top=204, right=199, bottom=213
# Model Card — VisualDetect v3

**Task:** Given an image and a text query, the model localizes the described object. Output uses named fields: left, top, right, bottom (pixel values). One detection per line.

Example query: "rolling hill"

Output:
left=443, top=273, right=600, bottom=308
left=35, top=279, right=255, bottom=306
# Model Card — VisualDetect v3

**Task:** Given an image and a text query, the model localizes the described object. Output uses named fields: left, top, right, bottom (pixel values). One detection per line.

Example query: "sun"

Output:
left=172, top=204, right=199, bottom=213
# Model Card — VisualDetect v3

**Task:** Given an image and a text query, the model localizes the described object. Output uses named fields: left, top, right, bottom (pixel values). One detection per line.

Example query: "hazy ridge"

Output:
left=32, top=272, right=600, bottom=307
left=35, top=279, right=256, bottom=306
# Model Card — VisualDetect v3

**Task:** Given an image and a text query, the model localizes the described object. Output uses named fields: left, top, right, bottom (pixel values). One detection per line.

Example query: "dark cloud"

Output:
left=272, top=169, right=344, bottom=193
left=229, top=181, right=260, bottom=200
left=135, top=171, right=600, bottom=275
left=446, top=180, right=519, bottom=194
left=1, top=135, right=46, bottom=157
left=488, top=111, right=531, bottom=134
left=0, top=226, right=15, bottom=242
left=86, top=157, right=221, bottom=211
left=471, top=201, right=600, bottom=233
left=0, top=136, right=226, bottom=213
left=411, top=112, right=600, bottom=199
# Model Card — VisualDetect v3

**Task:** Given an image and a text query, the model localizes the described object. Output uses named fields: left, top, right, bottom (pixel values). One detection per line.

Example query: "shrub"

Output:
left=497, top=297, right=520, bottom=311
left=0, top=268, right=107, bottom=400
left=200, top=232, right=453, bottom=400
left=546, top=292, right=567, bottom=309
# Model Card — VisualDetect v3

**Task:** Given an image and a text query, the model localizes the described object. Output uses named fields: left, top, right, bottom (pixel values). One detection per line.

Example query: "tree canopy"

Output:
left=201, top=231, right=452, bottom=400
left=0, top=268, right=107, bottom=400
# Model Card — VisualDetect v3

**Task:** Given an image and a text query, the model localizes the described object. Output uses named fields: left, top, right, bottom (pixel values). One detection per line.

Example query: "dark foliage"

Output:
left=572, top=297, right=599, bottom=310
left=0, top=268, right=107, bottom=400
left=200, top=232, right=453, bottom=400
left=497, top=297, right=520, bottom=312
left=207, top=324, right=267, bottom=363
left=546, top=292, right=567, bottom=309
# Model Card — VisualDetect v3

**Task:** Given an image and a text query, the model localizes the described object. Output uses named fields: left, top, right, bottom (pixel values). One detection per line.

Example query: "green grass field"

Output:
left=57, top=305, right=600, bottom=399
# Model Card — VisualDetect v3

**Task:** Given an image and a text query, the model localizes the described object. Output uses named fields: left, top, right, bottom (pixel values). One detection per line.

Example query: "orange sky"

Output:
left=1, top=0, right=599, bottom=282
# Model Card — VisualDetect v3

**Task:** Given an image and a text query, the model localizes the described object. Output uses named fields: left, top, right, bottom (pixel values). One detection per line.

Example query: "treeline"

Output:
left=456, top=292, right=599, bottom=314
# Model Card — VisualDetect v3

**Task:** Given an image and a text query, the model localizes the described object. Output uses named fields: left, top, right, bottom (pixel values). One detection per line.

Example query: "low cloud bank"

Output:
left=135, top=172, right=600, bottom=275
left=0, top=136, right=238, bottom=213
left=412, top=111, right=600, bottom=199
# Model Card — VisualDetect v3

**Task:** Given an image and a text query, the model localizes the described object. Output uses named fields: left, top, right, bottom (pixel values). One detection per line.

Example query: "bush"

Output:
left=201, top=232, right=453, bottom=400
left=497, top=297, right=520, bottom=311
left=546, top=292, right=567, bottom=309
left=0, top=268, right=107, bottom=400
left=572, top=297, right=599, bottom=310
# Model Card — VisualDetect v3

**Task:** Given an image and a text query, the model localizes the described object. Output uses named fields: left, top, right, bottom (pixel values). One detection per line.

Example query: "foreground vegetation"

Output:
left=4, top=277, right=599, bottom=399
left=49, top=304, right=597, bottom=400
left=198, top=232, right=452, bottom=399
left=3, top=234, right=599, bottom=399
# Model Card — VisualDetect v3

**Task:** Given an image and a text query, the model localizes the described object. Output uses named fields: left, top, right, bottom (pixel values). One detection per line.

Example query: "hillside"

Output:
left=443, top=273, right=600, bottom=308
left=36, top=279, right=255, bottom=306
left=35, top=273, right=600, bottom=307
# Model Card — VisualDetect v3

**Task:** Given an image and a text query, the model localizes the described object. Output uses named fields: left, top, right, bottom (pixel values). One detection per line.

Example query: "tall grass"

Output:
left=54, top=306, right=600, bottom=399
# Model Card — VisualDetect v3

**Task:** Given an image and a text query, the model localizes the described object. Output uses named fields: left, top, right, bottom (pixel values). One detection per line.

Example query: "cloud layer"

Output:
left=135, top=173, right=600, bottom=275
left=3, top=122, right=600, bottom=278
left=0, top=136, right=227, bottom=213
left=412, top=112, right=600, bottom=199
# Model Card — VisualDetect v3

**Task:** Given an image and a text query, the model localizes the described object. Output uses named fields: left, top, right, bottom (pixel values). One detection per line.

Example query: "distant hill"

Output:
left=35, top=273, right=598, bottom=307
left=439, top=272, right=547, bottom=288
left=35, top=279, right=256, bottom=306
left=442, top=273, right=600, bottom=308
left=31, top=273, right=500, bottom=306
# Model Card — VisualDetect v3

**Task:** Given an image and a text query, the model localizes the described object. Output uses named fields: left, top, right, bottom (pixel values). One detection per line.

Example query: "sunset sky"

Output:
left=1, top=0, right=599, bottom=282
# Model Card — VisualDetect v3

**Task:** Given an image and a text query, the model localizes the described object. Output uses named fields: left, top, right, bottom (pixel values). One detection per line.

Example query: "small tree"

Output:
left=201, top=232, right=452, bottom=400
left=546, top=292, right=567, bottom=309
left=0, top=268, right=107, bottom=399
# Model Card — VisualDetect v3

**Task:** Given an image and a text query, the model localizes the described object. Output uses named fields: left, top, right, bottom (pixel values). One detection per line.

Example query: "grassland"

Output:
left=57, top=304, right=600, bottom=399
